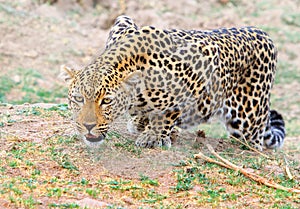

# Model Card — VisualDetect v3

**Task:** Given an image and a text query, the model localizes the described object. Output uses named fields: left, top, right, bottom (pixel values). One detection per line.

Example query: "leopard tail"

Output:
left=263, top=110, right=286, bottom=149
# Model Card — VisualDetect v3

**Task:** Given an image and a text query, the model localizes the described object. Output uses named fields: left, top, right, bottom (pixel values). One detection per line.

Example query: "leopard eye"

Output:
left=101, top=98, right=112, bottom=105
left=73, top=96, right=84, bottom=103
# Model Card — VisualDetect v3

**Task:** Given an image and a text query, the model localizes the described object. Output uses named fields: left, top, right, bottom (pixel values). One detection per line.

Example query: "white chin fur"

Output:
left=82, top=136, right=105, bottom=147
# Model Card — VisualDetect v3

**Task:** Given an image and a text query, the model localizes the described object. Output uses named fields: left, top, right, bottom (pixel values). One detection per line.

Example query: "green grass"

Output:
left=47, top=187, right=66, bottom=198
left=48, top=203, right=80, bottom=208
left=85, top=187, right=100, bottom=198
left=0, top=68, right=67, bottom=104
left=0, top=75, right=15, bottom=102
left=48, top=146, right=79, bottom=171
left=173, top=169, right=196, bottom=192
left=141, top=189, right=167, bottom=204
left=197, top=188, right=227, bottom=204
left=0, top=2, right=27, bottom=16
left=281, top=12, right=300, bottom=27
left=1, top=1, right=299, bottom=208
left=113, top=137, right=142, bottom=156
left=275, top=61, right=300, bottom=84
left=140, top=174, right=159, bottom=186
left=46, top=103, right=71, bottom=117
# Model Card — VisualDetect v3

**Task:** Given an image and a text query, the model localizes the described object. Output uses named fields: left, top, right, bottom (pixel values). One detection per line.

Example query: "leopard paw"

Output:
left=135, top=131, right=171, bottom=148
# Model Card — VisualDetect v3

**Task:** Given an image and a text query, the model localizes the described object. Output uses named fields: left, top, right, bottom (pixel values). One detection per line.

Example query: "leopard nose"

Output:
left=83, top=123, right=96, bottom=131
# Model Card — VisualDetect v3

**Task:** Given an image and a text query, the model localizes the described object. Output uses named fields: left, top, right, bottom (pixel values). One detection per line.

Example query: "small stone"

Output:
left=76, top=197, right=109, bottom=208
left=122, top=197, right=134, bottom=205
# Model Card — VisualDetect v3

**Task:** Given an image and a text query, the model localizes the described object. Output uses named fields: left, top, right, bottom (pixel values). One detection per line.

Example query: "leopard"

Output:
left=61, top=15, right=285, bottom=151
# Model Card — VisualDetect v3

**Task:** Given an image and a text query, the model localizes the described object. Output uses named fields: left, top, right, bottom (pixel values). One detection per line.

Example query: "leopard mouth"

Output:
left=85, top=134, right=105, bottom=143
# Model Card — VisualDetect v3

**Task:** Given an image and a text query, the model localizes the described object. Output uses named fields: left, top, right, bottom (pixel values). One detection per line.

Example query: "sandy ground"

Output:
left=0, top=0, right=300, bottom=208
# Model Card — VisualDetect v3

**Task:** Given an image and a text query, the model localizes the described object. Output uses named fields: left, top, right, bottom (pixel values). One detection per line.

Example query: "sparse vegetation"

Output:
left=0, top=68, right=67, bottom=104
left=0, top=0, right=299, bottom=208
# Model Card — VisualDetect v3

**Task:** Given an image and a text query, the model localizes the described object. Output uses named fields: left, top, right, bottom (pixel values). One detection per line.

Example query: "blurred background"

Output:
left=0, top=0, right=299, bottom=137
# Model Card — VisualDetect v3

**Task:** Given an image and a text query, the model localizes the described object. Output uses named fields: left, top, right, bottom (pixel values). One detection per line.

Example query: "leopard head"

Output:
left=60, top=64, right=141, bottom=147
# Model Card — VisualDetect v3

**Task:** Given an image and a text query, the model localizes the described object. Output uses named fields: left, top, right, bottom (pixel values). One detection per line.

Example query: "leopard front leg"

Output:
left=127, top=115, right=149, bottom=134
left=135, top=110, right=181, bottom=148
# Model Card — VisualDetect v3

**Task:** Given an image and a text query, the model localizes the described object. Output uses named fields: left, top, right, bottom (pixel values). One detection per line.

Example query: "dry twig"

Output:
left=194, top=144, right=300, bottom=194
left=283, top=156, right=294, bottom=180
left=230, top=135, right=270, bottom=159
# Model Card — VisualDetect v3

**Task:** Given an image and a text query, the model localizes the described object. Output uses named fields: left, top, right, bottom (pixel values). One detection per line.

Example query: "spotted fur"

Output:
left=61, top=15, right=285, bottom=150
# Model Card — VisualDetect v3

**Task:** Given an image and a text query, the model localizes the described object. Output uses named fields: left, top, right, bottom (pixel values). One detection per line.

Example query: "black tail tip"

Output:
left=265, top=109, right=286, bottom=149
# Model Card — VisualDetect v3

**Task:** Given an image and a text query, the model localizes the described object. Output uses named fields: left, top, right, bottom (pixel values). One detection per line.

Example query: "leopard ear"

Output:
left=121, top=71, right=142, bottom=92
left=59, top=65, right=76, bottom=84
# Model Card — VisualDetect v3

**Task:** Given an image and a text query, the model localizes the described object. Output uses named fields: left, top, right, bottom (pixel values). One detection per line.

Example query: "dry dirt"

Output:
left=0, top=0, right=300, bottom=208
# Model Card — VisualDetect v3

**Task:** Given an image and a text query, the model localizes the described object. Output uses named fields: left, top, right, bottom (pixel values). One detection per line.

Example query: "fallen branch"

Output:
left=194, top=144, right=300, bottom=194
left=230, top=135, right=270, bottom=159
